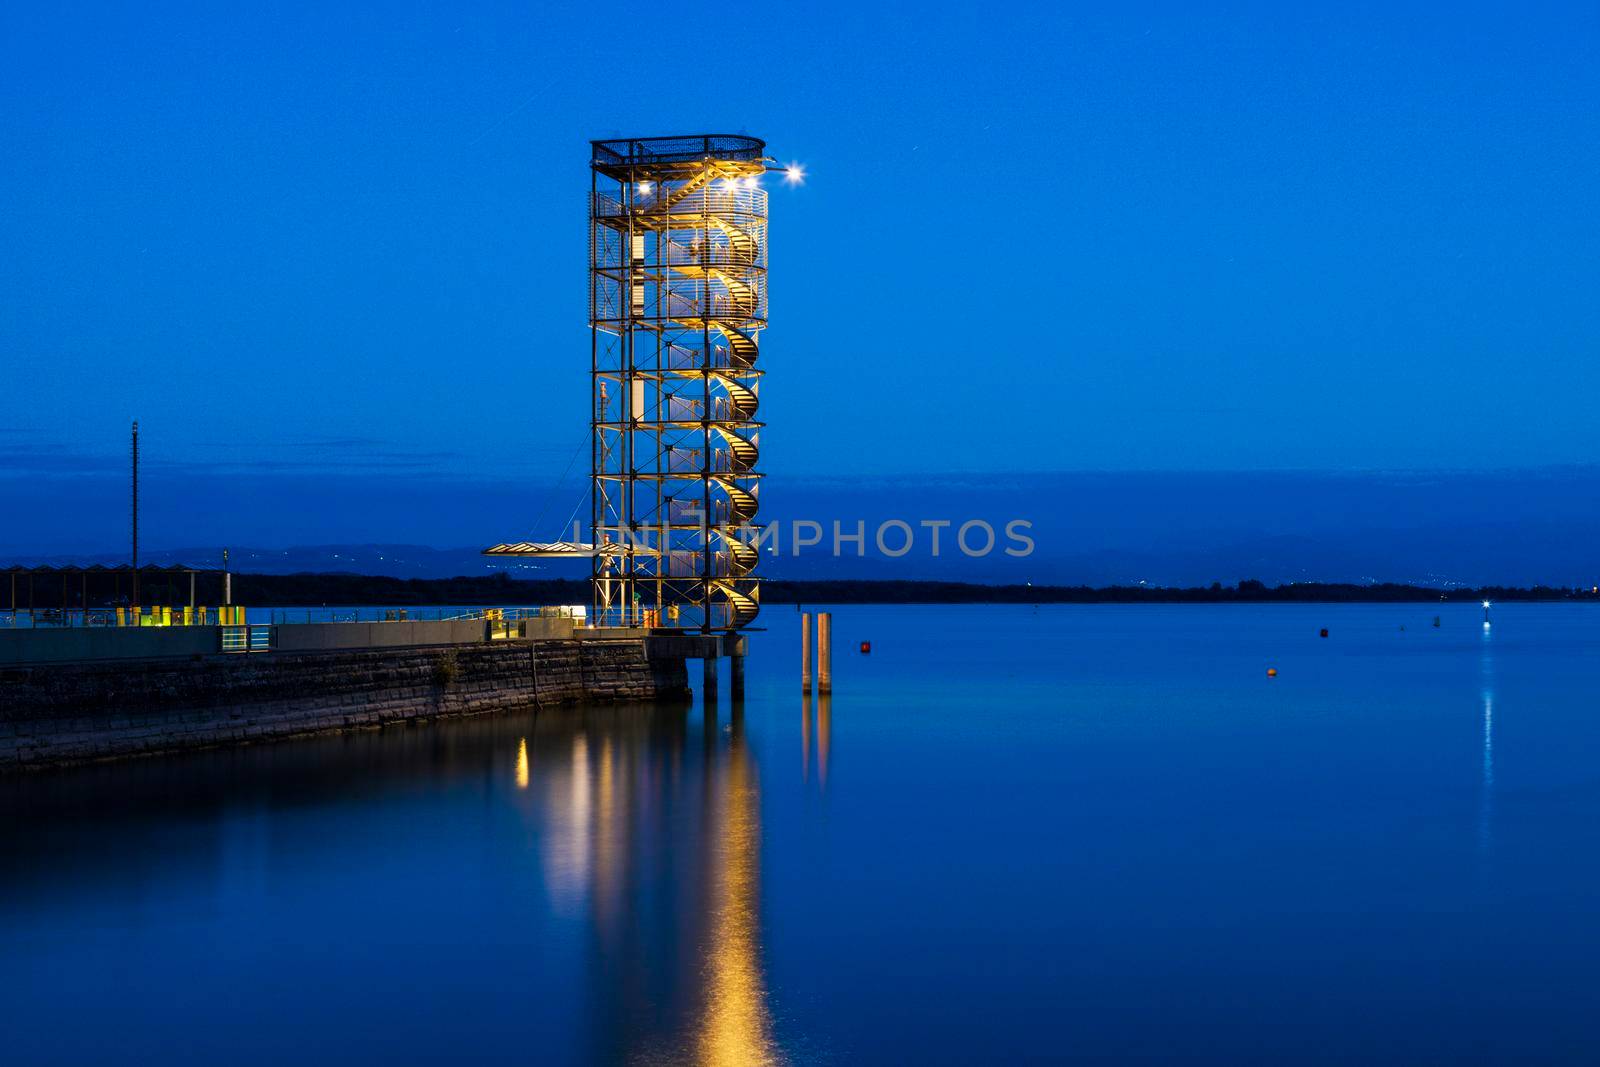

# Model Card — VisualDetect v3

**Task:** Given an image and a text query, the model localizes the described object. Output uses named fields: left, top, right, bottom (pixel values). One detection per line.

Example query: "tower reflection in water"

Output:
left=516, top=705, right=778, bottom=1065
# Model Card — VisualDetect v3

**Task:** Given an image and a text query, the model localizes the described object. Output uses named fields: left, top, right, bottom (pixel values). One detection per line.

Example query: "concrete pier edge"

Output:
left=0, top=631, right=732, bottom=772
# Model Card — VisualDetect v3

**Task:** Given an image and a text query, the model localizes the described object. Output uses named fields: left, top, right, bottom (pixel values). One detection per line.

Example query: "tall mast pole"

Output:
left=131, top=420, right=140, bottom=610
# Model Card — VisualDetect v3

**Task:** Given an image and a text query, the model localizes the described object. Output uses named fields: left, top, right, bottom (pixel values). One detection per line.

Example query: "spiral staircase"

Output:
left=670, top=184, right=764, bottom=629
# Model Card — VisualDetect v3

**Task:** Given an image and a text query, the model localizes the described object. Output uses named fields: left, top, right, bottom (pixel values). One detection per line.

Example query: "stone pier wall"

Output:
left=0, top=638, right=689, bottom=771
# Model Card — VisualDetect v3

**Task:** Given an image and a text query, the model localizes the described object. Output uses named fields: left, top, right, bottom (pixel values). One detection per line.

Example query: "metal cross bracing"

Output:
left=588, top=135, right=769, bottom=632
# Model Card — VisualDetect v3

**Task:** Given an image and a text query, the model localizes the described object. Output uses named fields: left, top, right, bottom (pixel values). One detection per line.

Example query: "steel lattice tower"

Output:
left=588, top=135, right=769, bottom=631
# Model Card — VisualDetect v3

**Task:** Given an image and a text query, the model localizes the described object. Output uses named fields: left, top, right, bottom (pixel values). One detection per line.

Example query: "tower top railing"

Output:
left=591, top=134, right=766, bottom=169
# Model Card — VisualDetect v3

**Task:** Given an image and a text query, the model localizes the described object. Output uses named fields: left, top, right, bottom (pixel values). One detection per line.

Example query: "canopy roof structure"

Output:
left=482, top=542, right=603, bottom=559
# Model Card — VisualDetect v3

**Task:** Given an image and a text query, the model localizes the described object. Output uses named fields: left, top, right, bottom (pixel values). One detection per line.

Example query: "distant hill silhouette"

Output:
left=7, top=468, right=1600, bottom=588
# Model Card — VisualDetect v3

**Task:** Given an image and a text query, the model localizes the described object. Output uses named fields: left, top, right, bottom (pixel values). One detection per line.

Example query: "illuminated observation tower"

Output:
left=489, top=135, right=781, bottom=633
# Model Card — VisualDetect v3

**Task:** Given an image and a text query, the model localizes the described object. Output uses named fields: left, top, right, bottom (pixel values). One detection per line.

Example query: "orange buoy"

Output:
left=860, top=641, right=871, bottom=654
left=1267, top=668, right=1278, bottom=677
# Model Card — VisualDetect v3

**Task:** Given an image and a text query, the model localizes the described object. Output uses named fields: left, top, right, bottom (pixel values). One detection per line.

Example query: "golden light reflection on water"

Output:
left=515, top=738, right=529, bottom=790
left=696, top=720, right=780, bottom=1067
left=515, top=710, right=781, bottom=1063
left=541, top=733, right=592, bottom=909
left=595, top=735, right=620, bottom=927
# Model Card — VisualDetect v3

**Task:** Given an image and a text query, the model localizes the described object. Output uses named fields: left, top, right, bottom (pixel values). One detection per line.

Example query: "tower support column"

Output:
left=702, top=656, right=719, bottom=705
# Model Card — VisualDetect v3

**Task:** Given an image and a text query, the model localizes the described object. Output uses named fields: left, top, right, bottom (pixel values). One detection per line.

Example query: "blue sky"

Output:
left=2, top=3, right=1598, bottom=561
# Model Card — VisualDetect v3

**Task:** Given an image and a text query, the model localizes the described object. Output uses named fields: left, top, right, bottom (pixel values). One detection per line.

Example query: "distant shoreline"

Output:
left=223, top=573, right=1600, bottom=608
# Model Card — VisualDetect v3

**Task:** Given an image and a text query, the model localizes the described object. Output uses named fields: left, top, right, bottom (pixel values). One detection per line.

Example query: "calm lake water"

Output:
left=6, top=603, right=1600, bottom=1064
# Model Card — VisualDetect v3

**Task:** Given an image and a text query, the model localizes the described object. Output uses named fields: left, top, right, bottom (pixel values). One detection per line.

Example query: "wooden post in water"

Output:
left=818, top=612, right=833, bottom=694
left=801, top=611, right=812, bottom=692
